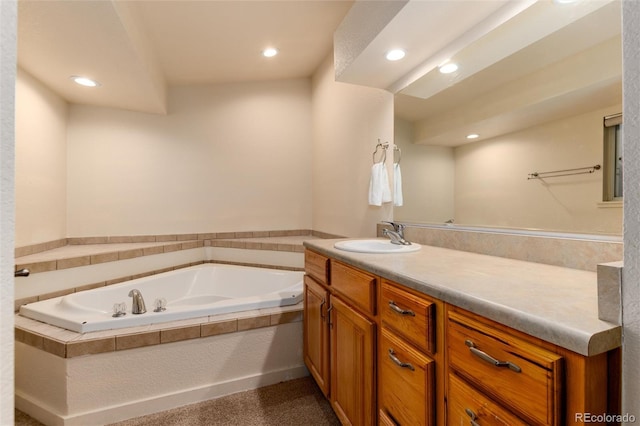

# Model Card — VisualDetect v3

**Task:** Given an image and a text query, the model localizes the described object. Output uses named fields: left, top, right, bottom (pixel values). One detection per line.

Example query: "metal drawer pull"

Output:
left=465, top=340, right=522, bottom=373
left=388, top=300, right=415, bottom=316
left=465, top=408, right=481, bottom=426
left=388, top=348, right=415, bottom=371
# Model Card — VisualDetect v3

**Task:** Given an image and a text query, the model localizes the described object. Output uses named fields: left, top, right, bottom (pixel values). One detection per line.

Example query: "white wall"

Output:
left=393, top=117, right=455, bottom=224
left=66, top=79, right=313, bottom=237
left=311, top=54, right=394, bottom=237
left=622, top=0, right=640, bottom=421
left=0, top=1, right=16, bottom=424
left=15, top=68, right=68, bottom=247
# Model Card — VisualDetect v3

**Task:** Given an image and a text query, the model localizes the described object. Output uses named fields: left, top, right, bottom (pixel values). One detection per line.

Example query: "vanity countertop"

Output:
left=304, top=238, right=621, bottom=357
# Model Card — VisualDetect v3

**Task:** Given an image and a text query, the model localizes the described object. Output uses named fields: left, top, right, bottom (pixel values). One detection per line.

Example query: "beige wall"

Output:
left=66, top=79, right=313, bottom=237
left=310, top=54, right=394, bottom=238
left=15, top=68, right=68, bottom=247
left=454, top=105, right=623, bottom=234
left=393, top=117, right=455, bottom=224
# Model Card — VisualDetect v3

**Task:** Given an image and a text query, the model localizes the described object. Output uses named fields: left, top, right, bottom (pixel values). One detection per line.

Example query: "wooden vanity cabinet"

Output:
left=303, top=251, right=378, bottom=426
left=378, top=279, right=443, bottom=426
left=446, top=305, right=619, bottom=426
left=303, top=250, right=620, bottom=426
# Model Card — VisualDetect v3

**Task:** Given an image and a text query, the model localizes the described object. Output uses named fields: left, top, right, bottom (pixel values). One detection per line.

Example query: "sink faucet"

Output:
left=128, top=289, right=147, bottom=314
left=382, top=221, right=411, bottom=245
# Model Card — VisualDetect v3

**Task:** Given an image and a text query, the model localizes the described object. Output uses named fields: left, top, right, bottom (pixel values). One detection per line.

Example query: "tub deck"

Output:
left=15, top=302, right=303, bottom=358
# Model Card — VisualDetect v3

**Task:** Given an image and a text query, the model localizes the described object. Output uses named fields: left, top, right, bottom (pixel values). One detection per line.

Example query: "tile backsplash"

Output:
left=379, top=224, right=623, bottom=272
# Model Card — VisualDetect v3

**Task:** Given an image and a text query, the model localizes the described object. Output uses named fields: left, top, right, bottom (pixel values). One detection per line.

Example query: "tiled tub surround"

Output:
left=380, top=223, right=623, bottom=272
left=15, top=304, right=306, bottom=426
left=14, top=231, right=328, bottom=425
left=308, top=238, right=621, bottom=356
left=14, top=231, right=337, bottom=306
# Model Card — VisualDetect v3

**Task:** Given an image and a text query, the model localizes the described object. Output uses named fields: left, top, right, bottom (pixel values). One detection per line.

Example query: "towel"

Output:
left=368, top=162, right=392, bottom=206
left=393, top=162, right=403, bottom=206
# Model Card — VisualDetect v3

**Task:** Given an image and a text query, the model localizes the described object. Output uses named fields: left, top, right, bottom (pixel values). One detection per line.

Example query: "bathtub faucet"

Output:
left=128, top=289, right=147, bottom=314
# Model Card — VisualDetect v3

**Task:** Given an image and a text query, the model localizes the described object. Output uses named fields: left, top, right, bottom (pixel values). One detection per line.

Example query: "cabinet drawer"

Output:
left=448, top=373, right=526, bottom=426
left=381, top=281, right=435, bottom=354
left=379, top=328, right=434, bottom=426
left=448, top=310, right=562, bottom=425
left=331, top=260, right=377, bottom=316
left=305, top=250, right=329, bottom=285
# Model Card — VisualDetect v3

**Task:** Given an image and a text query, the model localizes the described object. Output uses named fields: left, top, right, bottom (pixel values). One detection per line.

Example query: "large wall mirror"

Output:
left=392, top=0, right=622, bottom=236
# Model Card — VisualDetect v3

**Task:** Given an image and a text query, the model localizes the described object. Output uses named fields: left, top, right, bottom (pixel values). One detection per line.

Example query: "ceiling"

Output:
left=17, top=0, right=354, bottom=114
left=17, top=0, right=623, bottom=145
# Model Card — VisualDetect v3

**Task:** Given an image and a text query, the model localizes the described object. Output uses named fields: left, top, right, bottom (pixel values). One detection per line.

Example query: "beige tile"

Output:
left=201, top=319, right=237, bottom=337
left=198, top=233, right=216, bottom=240
left=160, top=325, right=201, bottom=343
left=43, top=338, right=67, bottom=358
left=156, top=235, right=177, bottom=242
left=57, top=256, right=91, bottom=270
left=235, top=231, right=255, bottom=238
left=69, top=237, right=109, bottom=245
left=177, top=234, right=198, bottom=241
left=15, top=329, right=44, bottom=349
left=230, top=241, right=246, bottom=249
left=270, top=310, right=303, bottom=325
left=216, top=232, right=236, bottom=239
left=211, top=240, right=232, bottom=248
left=116, top=331, right=160, bottom=350
left=106, top=276, right=131, bottom=286
left=143, top=245, right=165, bottom=256
left=91, top=252, right=119, bottom=264
left=238, top=315, right=271, bottom=331
left=181, top=241, right=201, bottom=250
left=76, top=281, right=107, bottom=292
left=17, top=261, right=57, bottom=274
left=163, top=243, right=182, bottom=253
left=119, top=249, right=144, bottom=260
left=67, top=338, right=116, bottom=357
left=252, top=231, right=271, bottom=238
left=15, top=296, right=38, bottom=312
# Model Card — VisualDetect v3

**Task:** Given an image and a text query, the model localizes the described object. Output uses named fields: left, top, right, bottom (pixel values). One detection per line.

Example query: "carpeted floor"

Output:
left=15, top=376, right=340, bottom=426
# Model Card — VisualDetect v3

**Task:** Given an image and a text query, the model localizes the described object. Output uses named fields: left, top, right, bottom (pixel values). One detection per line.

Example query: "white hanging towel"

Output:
left=393, top=162, right=403, bottom=206
left=368, top=162, right=392, bottom=206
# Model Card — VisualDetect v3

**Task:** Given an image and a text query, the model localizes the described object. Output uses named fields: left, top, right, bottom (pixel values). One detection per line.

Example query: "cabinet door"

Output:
left=303, top=275, right=330, bottom=396
left=330, top=296, right=376, bottom=426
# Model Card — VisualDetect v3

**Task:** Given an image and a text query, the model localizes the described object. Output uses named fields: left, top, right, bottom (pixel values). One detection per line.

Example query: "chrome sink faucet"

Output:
left=128, top=289, right=147, bottom=314
left=382, top=221, right=411, bottom=246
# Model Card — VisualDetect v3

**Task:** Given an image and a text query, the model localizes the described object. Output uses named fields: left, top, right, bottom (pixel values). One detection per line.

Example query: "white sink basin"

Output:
left=334, top=239, right=421, bottom=254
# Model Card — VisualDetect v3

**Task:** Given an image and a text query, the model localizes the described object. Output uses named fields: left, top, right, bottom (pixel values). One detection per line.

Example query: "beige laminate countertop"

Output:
left=304, top=238, right=621, bottom=357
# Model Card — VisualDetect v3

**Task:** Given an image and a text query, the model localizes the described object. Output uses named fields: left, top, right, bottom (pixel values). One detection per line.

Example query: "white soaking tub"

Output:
left=19, top=263, right=304, bottom=333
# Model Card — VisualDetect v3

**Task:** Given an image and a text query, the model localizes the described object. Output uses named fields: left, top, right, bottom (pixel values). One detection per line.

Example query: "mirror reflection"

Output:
left=393, top=0, right=622, bottom=236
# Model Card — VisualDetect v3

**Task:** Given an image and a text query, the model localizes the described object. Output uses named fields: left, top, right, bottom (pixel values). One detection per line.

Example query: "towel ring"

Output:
left=373, top=141, right=387, bottom=164
left=393, top=145, right=401, bottom=164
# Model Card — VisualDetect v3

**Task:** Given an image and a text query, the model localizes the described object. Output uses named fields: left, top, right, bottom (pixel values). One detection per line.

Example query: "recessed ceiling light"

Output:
left=439, top=62, right=458, bottom=74
left=466, top=134, right=479, bottom=139
left=70, top=76, right=100, bottom=87
left=385, top=49, right=406, bottom=61
left=262, top=48, right=278, bottom=58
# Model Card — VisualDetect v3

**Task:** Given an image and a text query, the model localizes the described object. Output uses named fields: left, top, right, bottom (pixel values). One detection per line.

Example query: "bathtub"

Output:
left=19, top=263, right=304, bottom=333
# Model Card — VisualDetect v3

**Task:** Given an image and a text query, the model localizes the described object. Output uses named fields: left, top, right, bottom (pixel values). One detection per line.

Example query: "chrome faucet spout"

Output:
left=128, top=289, right=147, bottom=314
left=382, top=228, right=412, bottom=246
